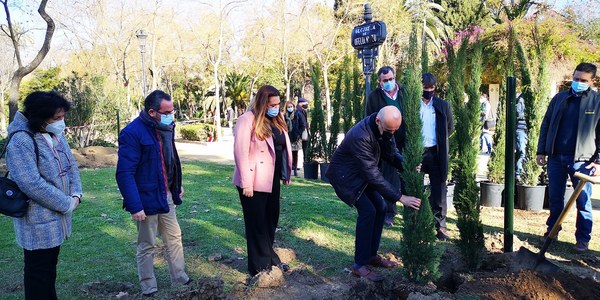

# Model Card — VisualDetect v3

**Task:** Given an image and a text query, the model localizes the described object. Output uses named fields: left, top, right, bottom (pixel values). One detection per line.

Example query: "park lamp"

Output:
left=135, top=29, right=148, bottom=53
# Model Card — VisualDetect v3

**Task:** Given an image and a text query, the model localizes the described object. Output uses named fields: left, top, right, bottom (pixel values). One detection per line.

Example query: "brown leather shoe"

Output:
left=368, top=255, right=398, bottom=268
left=351, top=266, right=384, bottom=282
left=436, top=228, right=450, bottom=241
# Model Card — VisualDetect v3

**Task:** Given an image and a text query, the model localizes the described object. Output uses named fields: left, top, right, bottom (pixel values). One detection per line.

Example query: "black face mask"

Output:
left=423, top=90, right=435, bottom=100
left=382, top=131, right=393, bottom=140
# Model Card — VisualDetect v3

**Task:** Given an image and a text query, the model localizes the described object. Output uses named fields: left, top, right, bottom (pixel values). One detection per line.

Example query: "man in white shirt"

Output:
left=419, top=73, right=455, bottom=241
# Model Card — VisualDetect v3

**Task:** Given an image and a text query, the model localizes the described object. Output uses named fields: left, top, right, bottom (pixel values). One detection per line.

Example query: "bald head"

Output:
left=376, top=106, right=402, bottom=134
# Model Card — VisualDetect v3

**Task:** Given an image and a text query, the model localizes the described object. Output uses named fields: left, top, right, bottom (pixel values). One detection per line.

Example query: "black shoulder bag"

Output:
left=0, top=130, right=39, bottom=218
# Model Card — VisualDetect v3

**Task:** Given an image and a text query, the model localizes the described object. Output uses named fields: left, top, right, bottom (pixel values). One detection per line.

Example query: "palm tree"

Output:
left=225, top=72, right=251, bottom=114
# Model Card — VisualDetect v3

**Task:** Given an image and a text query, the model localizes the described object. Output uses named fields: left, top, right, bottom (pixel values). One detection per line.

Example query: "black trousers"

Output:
left=292, top=151, right=299, bottom=170
left=238, top=185, right=282, bottom=276
left=422, top=149, right=447, bottom=230
left=24, top=246, right=60, bottom=300
left=380, top=161, right=401, bottom=219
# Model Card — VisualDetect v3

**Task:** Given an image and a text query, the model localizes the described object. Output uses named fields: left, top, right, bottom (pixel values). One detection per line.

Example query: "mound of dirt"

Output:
left=455, top=269, right=600, bottom=299
left=71, top=146, right=117, bottom=169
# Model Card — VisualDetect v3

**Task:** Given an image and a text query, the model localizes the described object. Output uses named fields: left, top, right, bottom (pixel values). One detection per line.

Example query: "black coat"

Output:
left=427, top=96, right=455, bottom=181
left=325, top=114, right=404, bottom=206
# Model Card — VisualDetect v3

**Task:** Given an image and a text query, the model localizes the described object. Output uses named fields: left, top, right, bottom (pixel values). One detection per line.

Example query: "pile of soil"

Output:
left=71, top=146, right=117, bottom=169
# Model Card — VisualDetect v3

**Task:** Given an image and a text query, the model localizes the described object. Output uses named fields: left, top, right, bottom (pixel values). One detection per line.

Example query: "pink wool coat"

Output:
left=233, top=111, right=293, bottom=192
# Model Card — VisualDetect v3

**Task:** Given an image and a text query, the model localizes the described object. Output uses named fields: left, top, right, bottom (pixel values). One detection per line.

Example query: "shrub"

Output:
left=179, top=123, right=217, bottom=141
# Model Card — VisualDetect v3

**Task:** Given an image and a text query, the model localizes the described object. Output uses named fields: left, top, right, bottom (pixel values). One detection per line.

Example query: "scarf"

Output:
left=140, top=110, right=176, bottom=181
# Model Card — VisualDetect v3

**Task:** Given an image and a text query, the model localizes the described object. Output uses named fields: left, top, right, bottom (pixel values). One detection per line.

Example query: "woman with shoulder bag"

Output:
left=6, top=91, right=83, bottom=300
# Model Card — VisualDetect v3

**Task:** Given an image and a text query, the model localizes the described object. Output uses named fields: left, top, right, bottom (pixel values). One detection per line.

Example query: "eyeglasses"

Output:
left=381, top=77, right=395, bottom=83
left=157, top=110, right=175, bottom=115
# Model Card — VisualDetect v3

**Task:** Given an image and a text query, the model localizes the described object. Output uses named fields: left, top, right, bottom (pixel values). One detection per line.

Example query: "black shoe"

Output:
left=278, top=263, right=290, bottom=272
left=184, top=278, right=193, bottom=285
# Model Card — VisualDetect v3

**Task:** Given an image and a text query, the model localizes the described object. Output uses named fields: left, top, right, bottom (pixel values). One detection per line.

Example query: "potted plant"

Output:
left=516, top=28, right=551, bottom=211
left=303, top=63, right=327, bottom=180
left=321, top=73, right=342, bottom=182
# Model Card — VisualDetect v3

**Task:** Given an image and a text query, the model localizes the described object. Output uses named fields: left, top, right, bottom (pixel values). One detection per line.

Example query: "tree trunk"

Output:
left=8, top=74, right=24, bottom=121
left=213, top=66, right=222, bottom=141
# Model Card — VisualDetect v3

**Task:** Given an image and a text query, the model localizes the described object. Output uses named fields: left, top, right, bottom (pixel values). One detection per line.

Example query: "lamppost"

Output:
left=351, top=3, right=386, bottom=104
left=136, top=29, right=148, bottom=111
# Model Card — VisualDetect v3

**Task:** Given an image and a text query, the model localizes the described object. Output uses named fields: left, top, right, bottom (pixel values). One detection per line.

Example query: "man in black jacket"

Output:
left=365, top=66, right=407, bottom=227
left=326, top=106, right=421, bottom=282
left=420, top=73, right=455, bottom=241
left=536, top=62, right=600, bottom=252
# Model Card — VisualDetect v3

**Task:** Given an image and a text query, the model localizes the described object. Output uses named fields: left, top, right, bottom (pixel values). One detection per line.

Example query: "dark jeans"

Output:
left=422, top=149, right=447, bottom=230
left=24, top=246, right=60, bottom=300
left=546, top=155, right=593, bottom=242
left=354, top=187, right=387, bottom=267
left=515, top=130, right=527, bottom=177
left=237, top=186, right=282, bottom=276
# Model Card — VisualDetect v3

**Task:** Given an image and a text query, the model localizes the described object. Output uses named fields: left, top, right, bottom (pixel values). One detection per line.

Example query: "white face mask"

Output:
left=45, top=119, right=66, bottom=135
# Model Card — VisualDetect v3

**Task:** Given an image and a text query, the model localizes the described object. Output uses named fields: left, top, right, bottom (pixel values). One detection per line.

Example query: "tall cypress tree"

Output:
left=399, top=23, right=441, bottom=284
left=352, top=60, right=363, bottom=123
left=454, top=40, right=485, bottom=270
left=342, top=57, right=353, bottom=133
left=327, top=74, right=342, bottom=159
left=306, top=63, right=328, bottom=163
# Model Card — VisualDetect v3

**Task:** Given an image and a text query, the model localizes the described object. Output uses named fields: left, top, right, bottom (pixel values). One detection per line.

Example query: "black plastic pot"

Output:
left=517, top=184, right=546, bottom=211
left=480, top=181, right=504, bottom=207
left=319, top=163, right=330, bottom=183
left=303, top=162, right=319, bottom=180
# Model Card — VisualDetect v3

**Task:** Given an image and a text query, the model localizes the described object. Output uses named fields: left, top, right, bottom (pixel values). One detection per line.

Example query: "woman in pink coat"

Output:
left=233, top=85, right=293, bottom=276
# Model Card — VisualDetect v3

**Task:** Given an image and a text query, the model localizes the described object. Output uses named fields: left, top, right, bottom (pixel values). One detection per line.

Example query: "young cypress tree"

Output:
left=342, top=57, right=353, bottom=133
left=454, top=40, right=485, bottom=270
left=327, top=74, right=342, bottom=159
left=307, top=63, right=328, bottom=163
left=352, top=60, right=363, bottom=123
left=520, top=26, right=551, bottom=186
left=398, top=23, right=441, bottom=284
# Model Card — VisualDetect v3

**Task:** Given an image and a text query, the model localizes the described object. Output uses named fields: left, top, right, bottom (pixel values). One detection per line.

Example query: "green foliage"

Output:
left=422, top=30, right=429, bottom=73
left=454, top=41, right=485, bottom=270
left=521, top=25, right=551, bottom=186
left=342, top=57, right=353, bottom=133
left=352, top=61, right=364, bottom=124
left=19, top=67, right=62, bottom=100
left=434, top=0, right=488, bottom=31
left=327, top=75, right=342, bottom=159
left=179, top=123, right=217, bottom=141
left=488, top=80, right=507, bottom=183
left=445, top=37, right=469, bottom=181
left=399, top=24, right=441, bottom=284
left=306, top=63, right=328, bottom=163
left=55, top=72, right=104, bottom=148
left=225, top=72, right=251, bottom=112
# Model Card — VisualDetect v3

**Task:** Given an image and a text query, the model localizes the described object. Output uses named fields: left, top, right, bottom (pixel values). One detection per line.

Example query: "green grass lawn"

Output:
left=0, top=161, right=400, bottom=299
left=1, top=161, right=598, bottom=299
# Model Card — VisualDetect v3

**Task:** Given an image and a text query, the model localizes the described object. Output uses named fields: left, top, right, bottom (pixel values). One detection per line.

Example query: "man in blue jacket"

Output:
left=537, top=63, right=600, bottom=252
left=326, top=106, right=421, bottom=282
left=116, top=90, right=191, bottom=296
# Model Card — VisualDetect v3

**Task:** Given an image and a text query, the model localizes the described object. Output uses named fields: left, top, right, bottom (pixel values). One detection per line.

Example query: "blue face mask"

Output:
left=382, top=81, right=395, bottom=92
left=287, top=107, right=293, bottom=113
left=266, top=107, right=280, bottom=118
left=160, top=113, right=174, bottom=125
left=571, top=81, right=589, bottom=93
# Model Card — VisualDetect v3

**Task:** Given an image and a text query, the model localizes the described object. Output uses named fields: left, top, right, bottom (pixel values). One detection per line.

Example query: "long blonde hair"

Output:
left=251, top=85, right=288, bottom=140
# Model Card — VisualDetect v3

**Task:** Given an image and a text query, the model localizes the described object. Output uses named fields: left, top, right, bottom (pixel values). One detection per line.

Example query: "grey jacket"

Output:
left=537, top=89, right=600, bottom=163
left=6, top=112, right=82, bottom=250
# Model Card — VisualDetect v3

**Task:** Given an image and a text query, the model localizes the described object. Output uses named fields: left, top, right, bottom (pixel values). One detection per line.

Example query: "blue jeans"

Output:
left=515, top=130, right=527, bottom=177
left=353, top=187, right=387, bottom=268
left=546, top=155, right=593, bottom=243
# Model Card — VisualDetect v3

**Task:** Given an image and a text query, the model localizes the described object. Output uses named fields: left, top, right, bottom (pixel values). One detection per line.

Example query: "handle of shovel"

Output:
left=547, top=172, right=596, bottom=239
